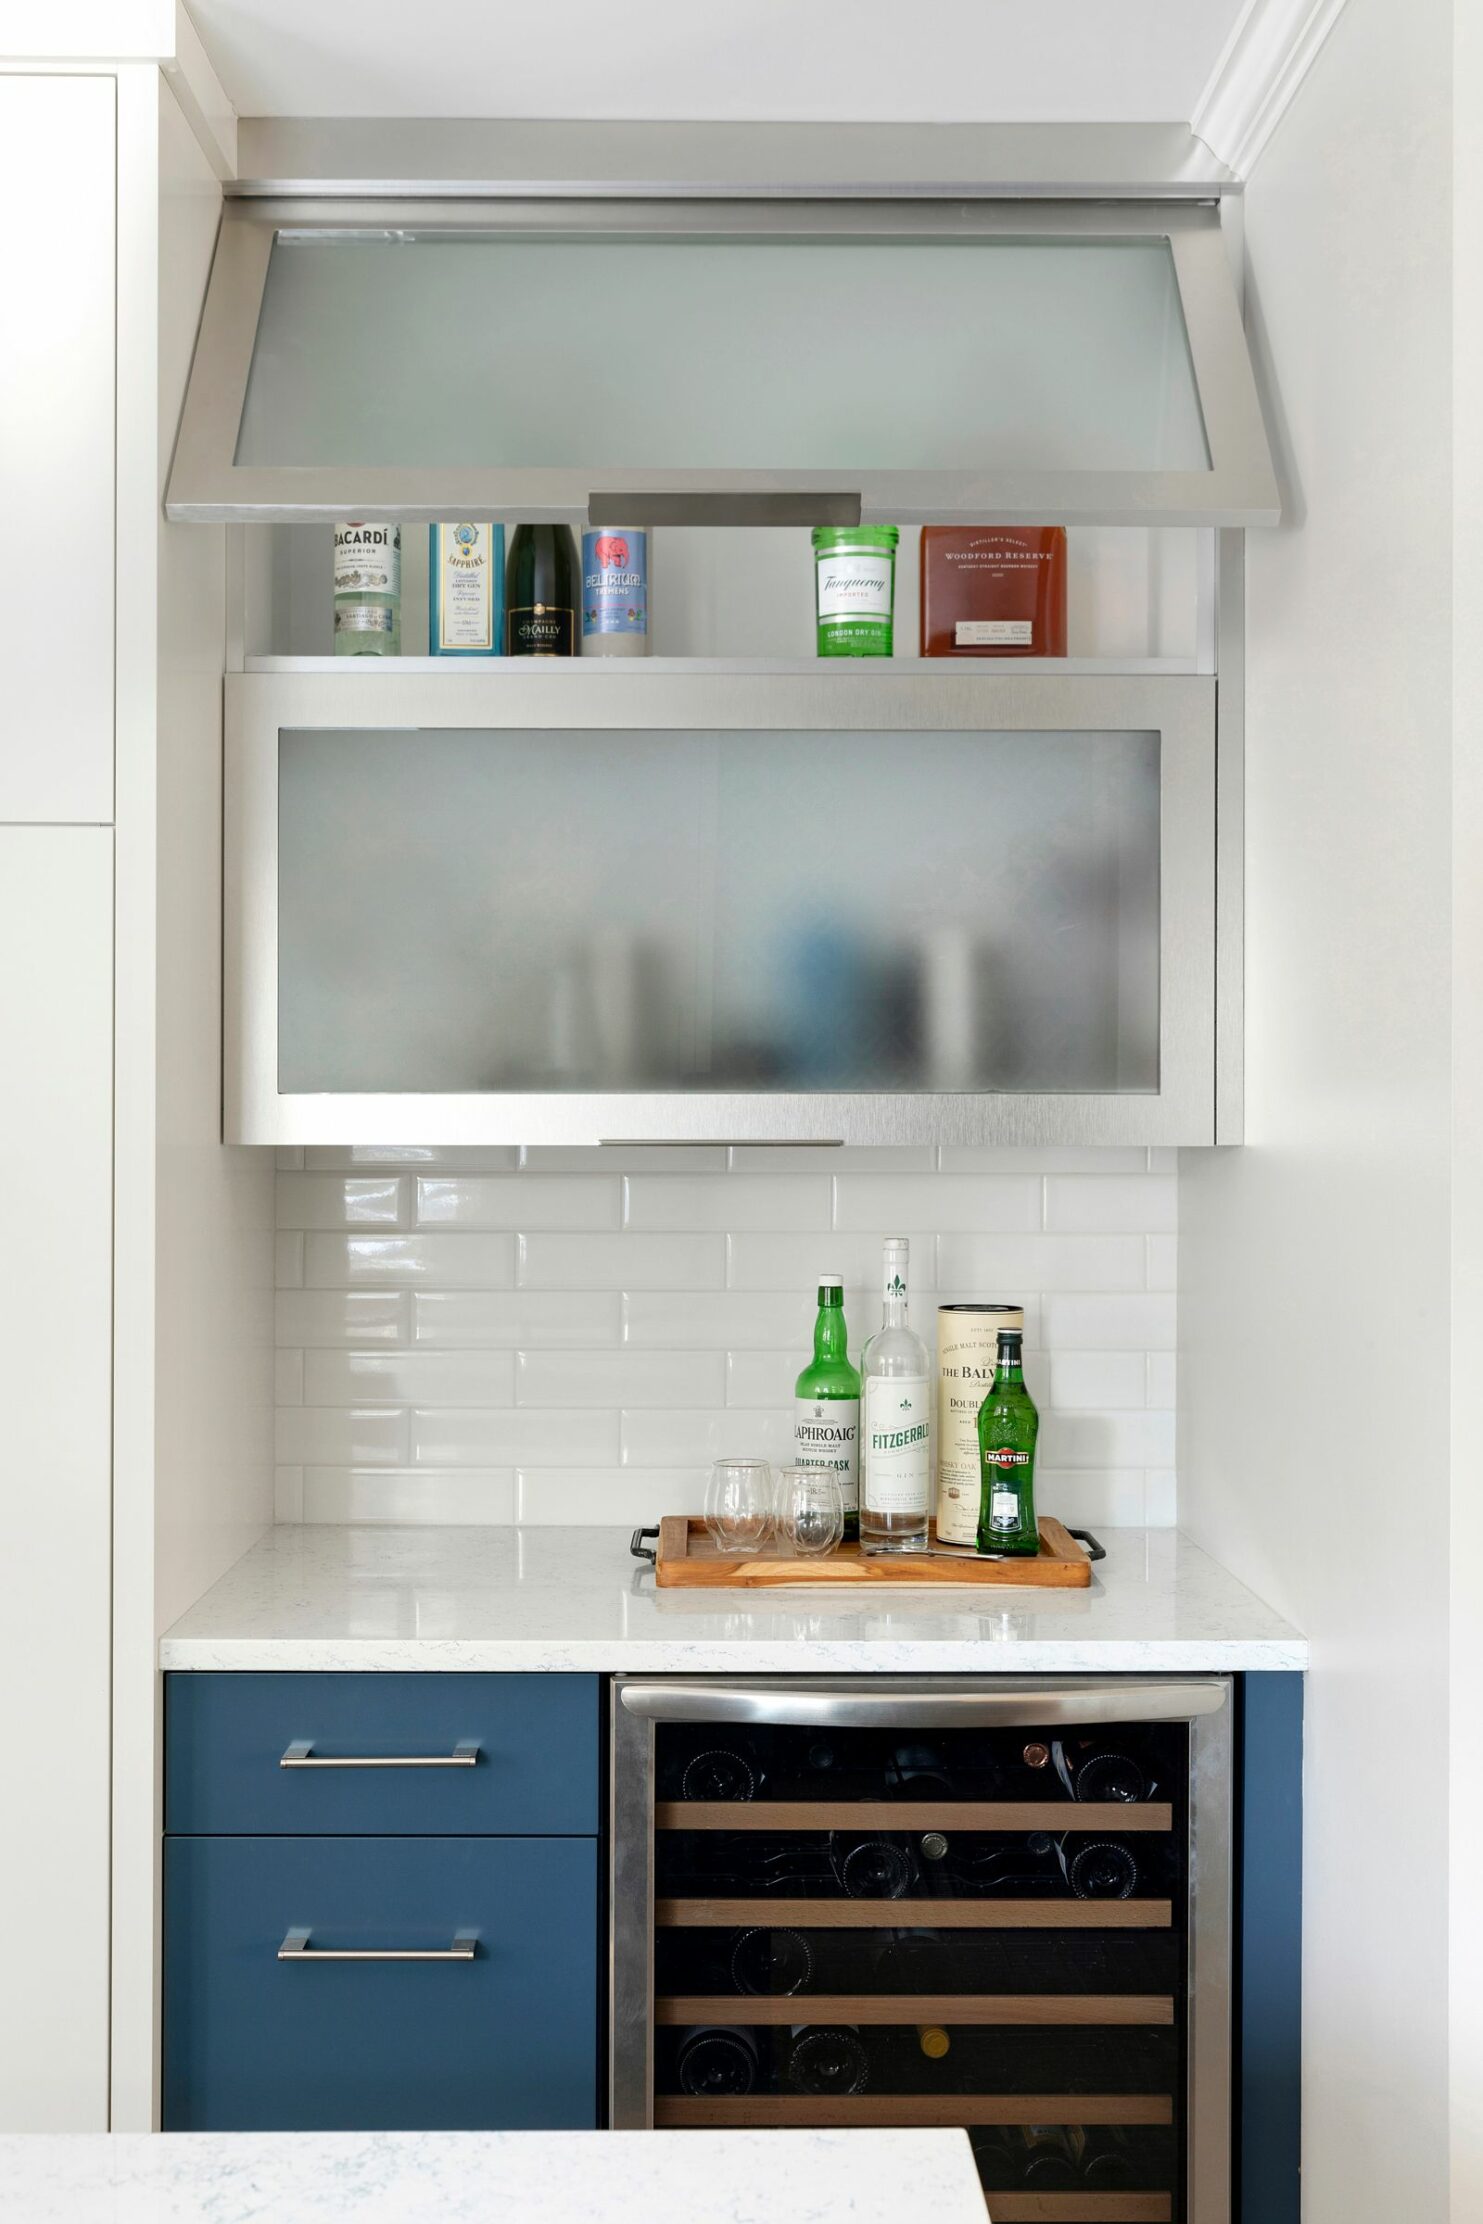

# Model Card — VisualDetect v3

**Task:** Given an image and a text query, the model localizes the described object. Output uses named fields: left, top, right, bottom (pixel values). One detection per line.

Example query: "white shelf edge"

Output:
left=242, top=654, right=1204, bottom=677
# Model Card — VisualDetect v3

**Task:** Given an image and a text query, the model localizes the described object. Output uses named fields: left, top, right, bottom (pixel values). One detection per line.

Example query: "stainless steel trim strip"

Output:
left=278, top=1739, right=479, bottom=1768
left=588, top=492, right=861, bottom=529
left=617, top=1678, right=1229, bottom=1729
left=277, top=1927, right=478, bottom=1963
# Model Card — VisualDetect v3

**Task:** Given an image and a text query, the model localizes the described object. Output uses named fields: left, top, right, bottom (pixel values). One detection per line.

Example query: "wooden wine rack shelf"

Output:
left=656, top=1898, right=1173, bottom=1931
left=655, top=1993, right=1175, bottom=2027
left=986, top=2198, right=1172, bottom=2223
left=658, top=1801, right=1174, bottom=1833
left=653, top=2094, right=1174, bottom=2129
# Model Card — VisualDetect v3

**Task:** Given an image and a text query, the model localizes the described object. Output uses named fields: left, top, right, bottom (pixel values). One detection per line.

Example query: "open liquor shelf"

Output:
left=652, top=2094, right=1175, bottom=2128
left=655, top=1899, right=1174, bottom=1929
left=654, top=1995, right=1176, bottom=2027
left=656, top=1802, right=1175, bottom=1833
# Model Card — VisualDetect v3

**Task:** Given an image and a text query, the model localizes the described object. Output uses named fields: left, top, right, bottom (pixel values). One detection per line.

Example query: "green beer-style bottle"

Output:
left=794, top=1276, right=862, bottom=1542
left=976, top=1328, right=1040, bottom=1556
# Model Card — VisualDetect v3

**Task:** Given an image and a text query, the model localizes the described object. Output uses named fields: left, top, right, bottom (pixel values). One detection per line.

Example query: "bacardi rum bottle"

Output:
left=860, top=1238, right=931, bottom=1555
left=793, top=1276, right=862, bottom=1542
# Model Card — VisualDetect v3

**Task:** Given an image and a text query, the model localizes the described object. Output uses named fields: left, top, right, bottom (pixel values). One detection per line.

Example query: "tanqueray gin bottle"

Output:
left=859, top=1238, right=931, bottom=1555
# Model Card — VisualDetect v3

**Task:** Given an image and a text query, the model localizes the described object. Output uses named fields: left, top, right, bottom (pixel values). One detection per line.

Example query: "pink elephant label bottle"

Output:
left=581, top=527, right=650, bottom=657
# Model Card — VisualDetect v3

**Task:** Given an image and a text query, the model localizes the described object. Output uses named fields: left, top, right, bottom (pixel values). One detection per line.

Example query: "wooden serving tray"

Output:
left=632, top=1516, right=1098, bottom=1588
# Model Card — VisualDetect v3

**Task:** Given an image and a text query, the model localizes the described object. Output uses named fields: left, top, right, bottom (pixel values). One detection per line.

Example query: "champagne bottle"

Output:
left=1020, top=2126, right=1081, bottom=2190
left=976, top=1327, right=1040, bottom=1555
left=787, top=2025, right=869, bottom=2096
left=505, top=523, right=577, bottom=656
left=860, top=1238, right=931, bottom=1554
left=1081, top=2127, right=1139, bottom=2188
left=680, top=1744, right=759, bottom=1802
left=676, top=2025, right=758, bottom=2097
left=1061, top=1836, right=1140, bottom=1901
left=793, top=1275, right=862, bottom=1541
left=1069, top=1747, right=1150, bottom=1804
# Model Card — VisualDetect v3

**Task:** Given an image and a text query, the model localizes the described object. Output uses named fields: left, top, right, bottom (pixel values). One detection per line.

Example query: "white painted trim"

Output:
left=1191, top=0, right=1354, bottom=178
left=161, top=0, right=235, bottom=180
left=0, top=1, right=173, bottom=61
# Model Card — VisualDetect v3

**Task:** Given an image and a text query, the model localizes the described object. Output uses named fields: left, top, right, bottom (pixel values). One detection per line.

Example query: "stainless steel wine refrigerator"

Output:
left=610, top=1676, right=1233, bottom=2222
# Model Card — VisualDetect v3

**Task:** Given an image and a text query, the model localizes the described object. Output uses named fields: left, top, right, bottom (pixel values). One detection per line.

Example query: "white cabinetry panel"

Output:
left=0, top=829, right=112, bottom=2126
left=0, top=77, right=114, bottom=823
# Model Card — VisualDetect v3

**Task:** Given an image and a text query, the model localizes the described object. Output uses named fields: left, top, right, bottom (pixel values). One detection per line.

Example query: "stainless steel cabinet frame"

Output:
left=224, top=665, right=1222, bottom=1147
left=170, top=199, right=1277, bottom=528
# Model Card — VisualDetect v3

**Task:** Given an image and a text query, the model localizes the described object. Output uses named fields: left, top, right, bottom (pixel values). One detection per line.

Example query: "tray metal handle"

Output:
left=630, top=1526, right=659, bottom=1565
left=1068, top=1526, right=1107, bottom=1562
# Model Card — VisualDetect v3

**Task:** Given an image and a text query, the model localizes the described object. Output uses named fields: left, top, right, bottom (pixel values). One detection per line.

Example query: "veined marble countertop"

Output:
left=0, top=2130, right=986, bottom=2223
left=159, top=1523, right=1306, bottom=1671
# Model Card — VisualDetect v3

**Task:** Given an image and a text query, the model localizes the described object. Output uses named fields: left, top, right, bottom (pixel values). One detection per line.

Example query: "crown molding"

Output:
left=1191, top=0, right=1353, bottom=178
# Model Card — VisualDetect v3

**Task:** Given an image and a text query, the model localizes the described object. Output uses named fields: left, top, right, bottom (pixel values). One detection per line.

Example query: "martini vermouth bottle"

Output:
left=859, top=1238, right=931, bottom=1555
left=976, top=1328, right=1040, bottom=1556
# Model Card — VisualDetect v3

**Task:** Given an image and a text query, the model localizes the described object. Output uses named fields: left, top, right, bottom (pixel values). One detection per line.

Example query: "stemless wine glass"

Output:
left=774, top=1465, right=845, bottom=1558
left=705, top=1459, right=775, bottom=1554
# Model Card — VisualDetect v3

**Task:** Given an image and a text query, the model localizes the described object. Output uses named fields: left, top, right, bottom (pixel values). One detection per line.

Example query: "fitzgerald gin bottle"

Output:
left=860, top=1238, right=931, bottom=1555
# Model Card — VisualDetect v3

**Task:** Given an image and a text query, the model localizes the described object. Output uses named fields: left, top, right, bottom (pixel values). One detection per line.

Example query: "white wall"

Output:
left=1178, top=0, right=1453, bottom=2216
left=273, top=1144, right=1177, bottom=1530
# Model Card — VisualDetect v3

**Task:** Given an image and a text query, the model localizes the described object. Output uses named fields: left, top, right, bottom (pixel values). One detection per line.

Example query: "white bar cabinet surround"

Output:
left=226, top=667, right=1220, bottom=1148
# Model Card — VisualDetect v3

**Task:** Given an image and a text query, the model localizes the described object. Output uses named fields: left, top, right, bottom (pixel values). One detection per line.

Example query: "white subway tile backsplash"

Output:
left=306, top=1232, right=517, bottom=1288
left=276, top=1175, right=405, bottom=1230
left=727, top=1230, right=938, bottom=1292
left=277, top=1288, right=410, bottom=1347
left=833, top=1174, right=1040, bottom=1233
left=410, top=1406, right=618, bottom=1468
left=1039, top=1293, right=1176, bottom=1351
left=934, top=1234, right=1145, bottom=1294
left=725, top=1350, right=800, bottom=1405
left=624, top=1289, right=812, bottom=1349
left=275, top=1405, right=409, bottom=1466
left=622, top=1406, right=795, bottom=1469
left=304, top=1349, right=516, bottom=1409
left=303, top=1467, right=517, bottom=1524
left=516, top=1467, right=701, bottom=1524
left=1043, top=1175, right=1177, bottom=1234
left=517, top=1348, right=727, bottom=1409
left=413, top=1289, right=621, bottom=1347
left=1047, top=1352, right=1149, bottom=1411
left=275, top=1146, right=1179, bottom=1532
left=519, top=1232, right=724, bottom=1290
left=417, top=1175, right=621, bottom=1231
left=625, top=1174, right=832, bottom=1232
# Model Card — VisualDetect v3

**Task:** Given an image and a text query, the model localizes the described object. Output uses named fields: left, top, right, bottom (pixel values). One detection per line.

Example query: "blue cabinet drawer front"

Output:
left=163, top=1834, right=599, bottom=2130
left=165, top=1673, right=598, bottom=1836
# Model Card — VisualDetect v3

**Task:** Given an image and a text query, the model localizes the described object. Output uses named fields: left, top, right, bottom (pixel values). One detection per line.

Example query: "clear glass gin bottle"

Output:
left=859, top=1237, right=931, bottom=1555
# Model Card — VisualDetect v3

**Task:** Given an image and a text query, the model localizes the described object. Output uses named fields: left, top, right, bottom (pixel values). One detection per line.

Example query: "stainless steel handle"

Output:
left=279, top=1739, right=480, bottom=1769
left=618, top=1678, right=1228, bottom=1729
left=278, top=1927, right=477, bottom=1963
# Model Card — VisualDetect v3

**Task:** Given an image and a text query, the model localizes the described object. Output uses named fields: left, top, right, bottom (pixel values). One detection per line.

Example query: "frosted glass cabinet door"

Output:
left=227, top=671, right=1217, bottom=1145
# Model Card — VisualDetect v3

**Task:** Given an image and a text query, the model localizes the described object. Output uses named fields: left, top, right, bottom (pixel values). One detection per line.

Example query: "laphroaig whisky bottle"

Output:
left=976, top=1328, right=1039, bottom=1555
left=860, top=1238, right=931, bottom=1555
left=794, top=1275, right=862, bottom=1541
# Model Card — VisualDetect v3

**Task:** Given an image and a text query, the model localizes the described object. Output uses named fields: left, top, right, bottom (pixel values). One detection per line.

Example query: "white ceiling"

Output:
left=186, top=0, right=1249, bottom=124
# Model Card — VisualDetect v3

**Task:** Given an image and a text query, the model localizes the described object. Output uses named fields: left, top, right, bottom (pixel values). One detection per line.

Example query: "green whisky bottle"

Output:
left=794, top=1276, right=862, bottom=1542
left=976, top=1328, right=1040, bottom=1556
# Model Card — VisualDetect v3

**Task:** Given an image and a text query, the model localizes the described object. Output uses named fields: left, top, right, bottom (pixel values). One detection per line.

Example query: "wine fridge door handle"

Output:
left=277, top=1927, right=478, bottom=1963
left=279, top=1740, right=480, bottom=1768
left=617, top=1678, right=1228, bottom=1728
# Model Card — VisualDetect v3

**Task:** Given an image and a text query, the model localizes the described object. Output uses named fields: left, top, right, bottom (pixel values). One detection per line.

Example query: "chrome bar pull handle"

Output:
left=279, top=1739, right=480, bottom=1769
left=278, top=1927, right=477, bottom=1964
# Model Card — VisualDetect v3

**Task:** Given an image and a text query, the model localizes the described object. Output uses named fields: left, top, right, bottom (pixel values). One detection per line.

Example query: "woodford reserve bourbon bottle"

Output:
left=920, top=527, right=1067, bottom=658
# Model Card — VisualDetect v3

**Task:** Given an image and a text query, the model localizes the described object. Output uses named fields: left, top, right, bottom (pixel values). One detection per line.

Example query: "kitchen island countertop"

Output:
left=159, top=1522, right=1306, bottom=1671
left=0, top=2129, right=986, bottom=2224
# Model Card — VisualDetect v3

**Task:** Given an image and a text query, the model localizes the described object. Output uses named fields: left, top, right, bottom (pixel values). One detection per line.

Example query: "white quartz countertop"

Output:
left=159, top=1524, right=1305, bottom=1671
left=0, top=2130, right=986, bottom=2224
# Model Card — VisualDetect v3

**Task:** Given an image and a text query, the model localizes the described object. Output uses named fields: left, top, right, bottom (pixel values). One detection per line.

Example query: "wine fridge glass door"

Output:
left=611, top=1676, right=1232, bottom=2224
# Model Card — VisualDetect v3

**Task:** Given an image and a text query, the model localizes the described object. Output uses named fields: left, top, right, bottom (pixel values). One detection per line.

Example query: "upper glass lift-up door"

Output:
left=168, top=201, right=1277, bottom=527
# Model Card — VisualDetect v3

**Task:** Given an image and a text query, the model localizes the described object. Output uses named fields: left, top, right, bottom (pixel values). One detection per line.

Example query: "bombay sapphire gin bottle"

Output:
left=860, top=1238, right=931, bottom=1554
